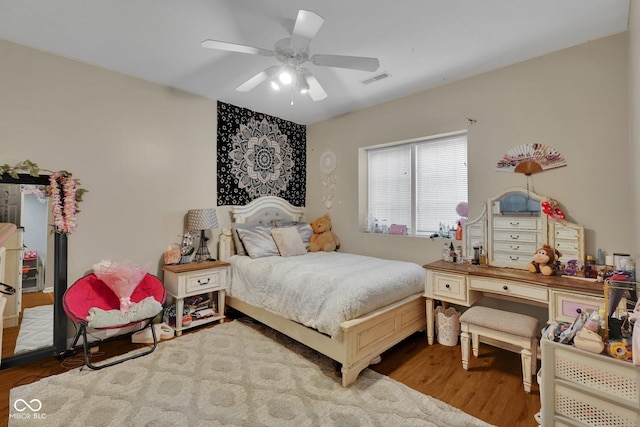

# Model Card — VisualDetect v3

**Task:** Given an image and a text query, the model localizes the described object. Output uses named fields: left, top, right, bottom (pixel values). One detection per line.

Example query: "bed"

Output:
left=218, top=196, right=426, bottom=387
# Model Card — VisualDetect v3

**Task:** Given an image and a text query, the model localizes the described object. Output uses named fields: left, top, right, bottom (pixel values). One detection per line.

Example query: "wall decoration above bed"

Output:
left=217, top=102, right=306, bottom=206
left=319, top=150, right=337, bottom=210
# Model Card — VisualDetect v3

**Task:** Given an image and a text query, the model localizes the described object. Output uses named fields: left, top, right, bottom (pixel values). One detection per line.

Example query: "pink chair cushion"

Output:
left=63, top=273, right=166, bottom=327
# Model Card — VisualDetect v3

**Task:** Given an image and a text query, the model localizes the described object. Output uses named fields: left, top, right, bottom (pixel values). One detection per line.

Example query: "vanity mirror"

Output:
left=0, top=174, right=67, bottom=369
left=463, top=188, right=584, bottom=271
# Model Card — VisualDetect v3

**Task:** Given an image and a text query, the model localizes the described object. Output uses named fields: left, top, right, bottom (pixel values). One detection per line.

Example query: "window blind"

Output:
left=366, top=132, right=467, bottom=235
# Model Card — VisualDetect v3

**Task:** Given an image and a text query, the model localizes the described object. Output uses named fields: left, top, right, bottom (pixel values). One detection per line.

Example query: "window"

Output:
left=363, top=131, right=467, bottom=236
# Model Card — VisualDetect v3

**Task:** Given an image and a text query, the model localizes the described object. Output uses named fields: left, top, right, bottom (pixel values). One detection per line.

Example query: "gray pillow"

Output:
left=236, top=225, right=280, bottom=259
left=231, top=222, right=273, bottom=256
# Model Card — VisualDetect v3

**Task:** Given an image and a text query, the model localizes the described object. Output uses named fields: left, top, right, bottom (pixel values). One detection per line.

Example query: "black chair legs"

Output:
left=64, top=318, right=159, bottom=370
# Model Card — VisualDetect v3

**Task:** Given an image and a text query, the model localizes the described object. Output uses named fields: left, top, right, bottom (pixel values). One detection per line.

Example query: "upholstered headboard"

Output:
left=218, top=196, right=305, bottom=261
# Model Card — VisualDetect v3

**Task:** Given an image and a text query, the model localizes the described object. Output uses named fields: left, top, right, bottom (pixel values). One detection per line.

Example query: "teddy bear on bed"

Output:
left=309, top=214, right=340, bottom=252
left=528, top=244, right=562, bottom=276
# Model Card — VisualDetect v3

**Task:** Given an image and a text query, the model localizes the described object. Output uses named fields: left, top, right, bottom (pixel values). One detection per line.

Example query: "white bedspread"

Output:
left=228, top=252, right=425, bottom=339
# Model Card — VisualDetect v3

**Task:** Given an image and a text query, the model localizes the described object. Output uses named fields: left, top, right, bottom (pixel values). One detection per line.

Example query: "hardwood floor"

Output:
left=0, top=312, right=541, bottom=427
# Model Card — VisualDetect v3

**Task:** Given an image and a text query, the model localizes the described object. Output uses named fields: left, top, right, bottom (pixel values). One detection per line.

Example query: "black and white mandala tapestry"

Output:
left=217, top=102, right=306, bottom=206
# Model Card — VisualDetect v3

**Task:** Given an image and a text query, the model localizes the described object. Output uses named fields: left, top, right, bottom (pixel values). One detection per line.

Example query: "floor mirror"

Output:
left=0, top=173, right=67, bottom=369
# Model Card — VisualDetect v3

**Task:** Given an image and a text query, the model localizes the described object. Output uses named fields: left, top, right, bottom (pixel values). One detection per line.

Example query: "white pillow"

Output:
left=271, top=227, right=307, bottom=257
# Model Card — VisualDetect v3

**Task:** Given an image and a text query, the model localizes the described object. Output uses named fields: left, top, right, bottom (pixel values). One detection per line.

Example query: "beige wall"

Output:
left=307, top=32, right=630, bottom=266
left=630, top=1, right=640, bottom=256
left=0, top=38, right=220, bottom=281
left=1, top=29, right=634, bottom=280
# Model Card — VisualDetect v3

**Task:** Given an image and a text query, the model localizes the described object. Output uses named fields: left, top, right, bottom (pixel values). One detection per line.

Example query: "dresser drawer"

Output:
left=493, top=241, right=537, bottom=254
left=549, top=291, right=604, bottom=323
left=492, top=252, right=530, bottom=268
left=470, top=277, right=548, bottom=303
left=555, top=229, right=578, bottom=241
left=555, top=240, right=579, bottom=255
left=493, top=217, right=539, bottom=230
left=432, top=272, right=467, bottom=303
left=186, top=269, right=225, bottom=293
left=493, top=230, right=539, bottom=243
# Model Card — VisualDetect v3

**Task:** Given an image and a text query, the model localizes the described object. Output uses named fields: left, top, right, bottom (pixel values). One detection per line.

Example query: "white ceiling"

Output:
left=0, top=0, right=630, bottom=125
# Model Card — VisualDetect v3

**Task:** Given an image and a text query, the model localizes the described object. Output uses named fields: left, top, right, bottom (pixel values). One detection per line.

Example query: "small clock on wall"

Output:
left=319, top=150, right=337, bottom=174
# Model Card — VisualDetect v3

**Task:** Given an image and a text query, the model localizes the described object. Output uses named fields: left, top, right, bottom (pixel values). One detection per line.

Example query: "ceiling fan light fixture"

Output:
left=297, top=71, right=310, bottom=94
left=202, top=9, right=379, bottom=103
left=279, top=69, right=293, bottom=85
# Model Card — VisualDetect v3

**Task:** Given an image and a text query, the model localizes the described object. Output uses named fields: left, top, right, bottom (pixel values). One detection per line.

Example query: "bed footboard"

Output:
left=226, top=293, right=426, bottom=387
left=339, top=294, right=426, bottom=386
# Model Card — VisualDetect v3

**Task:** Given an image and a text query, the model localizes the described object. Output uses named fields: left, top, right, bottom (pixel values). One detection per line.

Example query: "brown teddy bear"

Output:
left=528, top=244, right=562, bottom=276
left=309, top=214, right=340, bottom=252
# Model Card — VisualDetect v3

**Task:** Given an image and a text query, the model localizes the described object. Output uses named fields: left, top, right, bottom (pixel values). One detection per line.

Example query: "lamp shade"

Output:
left=186, top=208, right=218, bottom=231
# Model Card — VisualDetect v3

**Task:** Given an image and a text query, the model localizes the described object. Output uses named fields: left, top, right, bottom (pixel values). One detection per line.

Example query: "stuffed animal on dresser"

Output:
left=528, top=244, right=562, bottom=276
left=309, top=214, right=340, bottom=252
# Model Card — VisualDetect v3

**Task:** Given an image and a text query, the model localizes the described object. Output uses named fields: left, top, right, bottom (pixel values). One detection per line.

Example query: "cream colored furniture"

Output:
left=424, top=261, right=613, bottom=346
left=491, top=215, right=541, bottom=269
left=548, top=220, right=585, bottom=265
left=0, top=223, right=22, bottom=328
left=462, top=188, right=584, bottom=271
left=460, top=306, right=539, bottom=392
left=162, top=260, right=229, bottom=337
left=218, top=196, right=426, bottom=387
left=540, top=338, right=640, bottom=426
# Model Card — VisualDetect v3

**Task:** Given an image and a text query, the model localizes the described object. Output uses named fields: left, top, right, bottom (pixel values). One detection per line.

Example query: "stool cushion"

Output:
left=460, top=306, right=538, bottom=338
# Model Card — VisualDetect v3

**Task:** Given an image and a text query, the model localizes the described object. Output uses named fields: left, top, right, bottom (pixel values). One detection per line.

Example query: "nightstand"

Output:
left=162, top=260, right=230, bottom=336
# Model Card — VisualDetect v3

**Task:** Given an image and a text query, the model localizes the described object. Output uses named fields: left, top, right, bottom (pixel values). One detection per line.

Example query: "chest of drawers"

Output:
left=491, top=216, right=541, bottom=269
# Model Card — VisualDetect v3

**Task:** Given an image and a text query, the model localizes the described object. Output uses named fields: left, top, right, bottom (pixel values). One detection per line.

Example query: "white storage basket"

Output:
left=541, top=339, right=640, bottom=427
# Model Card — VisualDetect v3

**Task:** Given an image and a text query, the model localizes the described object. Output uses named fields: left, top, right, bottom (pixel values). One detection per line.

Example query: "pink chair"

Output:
left=63, top=273, right=166, bottom=369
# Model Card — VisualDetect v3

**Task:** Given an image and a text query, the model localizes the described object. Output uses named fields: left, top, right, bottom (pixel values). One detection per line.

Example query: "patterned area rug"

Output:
left=14, top=305, right=53, bottom=354
left=9, top=320, right=492, bottom=426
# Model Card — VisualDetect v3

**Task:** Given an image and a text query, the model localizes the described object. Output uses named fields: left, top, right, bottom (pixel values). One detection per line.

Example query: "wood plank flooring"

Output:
left=1, top=310, right=540, bottom=427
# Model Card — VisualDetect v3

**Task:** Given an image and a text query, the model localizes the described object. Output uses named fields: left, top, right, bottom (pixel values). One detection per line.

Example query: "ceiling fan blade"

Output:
left=311, top=54, right=380, bottom=72
left=236, top=66, right=280, bottom=92
left=290, top=10, right=324, bottom=50
left=303, top=70, right=327, bottom=101
left=201, top=39, right=274, bottom=57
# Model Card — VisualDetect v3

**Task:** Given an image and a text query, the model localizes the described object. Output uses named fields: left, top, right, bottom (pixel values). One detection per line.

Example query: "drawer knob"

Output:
left=503, top=285, right=509, bottom=291
left=445, top=283, right=450, bottom=289
left=197, top=278, right=211, bottom=286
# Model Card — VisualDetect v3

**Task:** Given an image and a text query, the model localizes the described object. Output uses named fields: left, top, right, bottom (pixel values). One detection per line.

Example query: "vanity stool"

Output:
left=459, top=306, right=539, bottom=393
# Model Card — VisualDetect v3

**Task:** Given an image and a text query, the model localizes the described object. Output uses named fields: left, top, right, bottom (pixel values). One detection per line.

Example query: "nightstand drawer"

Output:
left=186, top=270, right=224, bottom=293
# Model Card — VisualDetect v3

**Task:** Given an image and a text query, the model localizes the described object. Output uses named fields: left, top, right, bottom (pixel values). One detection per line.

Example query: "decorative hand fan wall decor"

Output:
left=496, top=143, right=566, bottom=176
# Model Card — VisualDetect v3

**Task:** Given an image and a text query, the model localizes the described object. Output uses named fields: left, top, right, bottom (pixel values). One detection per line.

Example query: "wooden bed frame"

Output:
left=218, top=196, right=426, bottom=387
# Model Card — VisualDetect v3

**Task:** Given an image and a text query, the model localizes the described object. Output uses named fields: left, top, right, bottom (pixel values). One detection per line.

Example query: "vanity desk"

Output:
left=424, top=187, right=605, bottom=344
left=424, top=260, right=607, bottom=345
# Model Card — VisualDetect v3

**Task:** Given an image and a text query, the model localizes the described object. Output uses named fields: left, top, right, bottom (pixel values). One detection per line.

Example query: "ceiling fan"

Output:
left=201, top=9, right=380, bottom=102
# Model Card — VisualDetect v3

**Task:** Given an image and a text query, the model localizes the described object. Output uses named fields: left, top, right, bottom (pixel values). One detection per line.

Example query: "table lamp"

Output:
left=186, top=208, right=218, bottom=262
